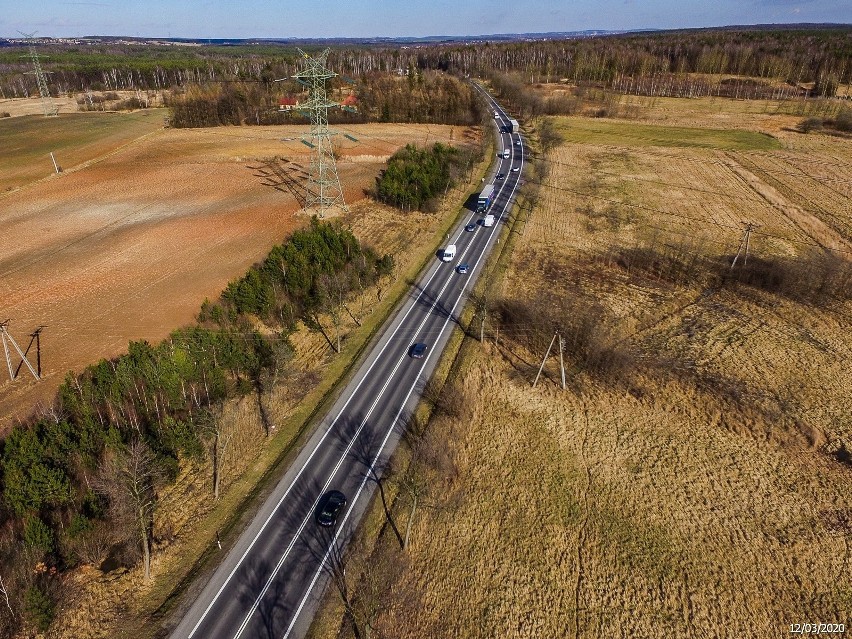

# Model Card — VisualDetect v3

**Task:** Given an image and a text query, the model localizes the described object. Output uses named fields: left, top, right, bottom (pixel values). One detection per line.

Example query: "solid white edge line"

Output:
left=186, top=232, right=448, bottom=638
left=230, top=237, right=480, bottom=638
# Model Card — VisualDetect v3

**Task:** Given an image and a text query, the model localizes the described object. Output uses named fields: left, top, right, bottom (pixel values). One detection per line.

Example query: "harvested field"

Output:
left=555, top=118, right=781, bottom=151
left=0, top=115, right=479, bottom=431
left=335, top=96, right=852, bottom=639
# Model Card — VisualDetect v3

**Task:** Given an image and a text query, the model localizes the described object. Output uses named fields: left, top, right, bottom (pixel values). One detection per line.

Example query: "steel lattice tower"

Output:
left=293, top=48, right=346, bottom=216
left=20, top=33, right=57, bottom=117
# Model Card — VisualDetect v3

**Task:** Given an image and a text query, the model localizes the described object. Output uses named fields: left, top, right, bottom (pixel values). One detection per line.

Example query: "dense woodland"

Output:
left=1, top=27, right=850, bottom=103
left=0, top=219, right=392, bottom=636
left=166, top=70, right=485, bottom=127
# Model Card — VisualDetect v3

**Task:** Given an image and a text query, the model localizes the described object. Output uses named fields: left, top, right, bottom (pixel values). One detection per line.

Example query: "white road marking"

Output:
left=230, top=240, right=478, bottom=639
left=283, top=93, right=525, bottom=638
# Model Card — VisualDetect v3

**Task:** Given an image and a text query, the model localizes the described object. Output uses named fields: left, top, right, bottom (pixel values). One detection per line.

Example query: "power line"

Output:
left=18, top=32, right=57, bottom=117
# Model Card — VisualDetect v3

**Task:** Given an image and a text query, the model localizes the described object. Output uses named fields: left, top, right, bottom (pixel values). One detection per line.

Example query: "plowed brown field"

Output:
left=0, top=115, right=473, bottom=431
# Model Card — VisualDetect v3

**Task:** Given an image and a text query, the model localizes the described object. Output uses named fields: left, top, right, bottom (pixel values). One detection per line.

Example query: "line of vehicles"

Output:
left=437, top=109, right=521, bottom=270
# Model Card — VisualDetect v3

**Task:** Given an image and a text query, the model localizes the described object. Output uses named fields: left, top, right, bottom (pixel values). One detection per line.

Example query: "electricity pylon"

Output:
left=292, top=48, right=346, bottom=217
left=0, top=320, right=40, bottom=382
left=19, top=32, right=57, bottom=117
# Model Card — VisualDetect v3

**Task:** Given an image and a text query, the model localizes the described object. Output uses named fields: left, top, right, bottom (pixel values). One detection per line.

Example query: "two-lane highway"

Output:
left=168, top=87, right=523, bottom=639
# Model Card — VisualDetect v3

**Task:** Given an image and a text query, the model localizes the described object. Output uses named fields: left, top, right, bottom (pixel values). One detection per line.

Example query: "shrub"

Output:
left=834, top=107, right=852, bottom=132
left=799, top=117, right=823, bottom=133
left=375, top=142, right=471, bottom=211
left=23, top=517, right=55, bottom=555
left=24, top=585, right=55, bottom=632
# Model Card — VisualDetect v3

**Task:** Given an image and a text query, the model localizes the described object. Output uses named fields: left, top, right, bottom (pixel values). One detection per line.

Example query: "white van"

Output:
left=483, top=214, right=495, bottom=227
left=502, top=149, right=510, bottom=159
left=441, top=244, right=456, bottom=262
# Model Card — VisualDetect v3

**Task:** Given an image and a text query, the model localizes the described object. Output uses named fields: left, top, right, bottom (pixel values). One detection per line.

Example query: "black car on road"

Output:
left=409, top=343, right=428, bottom=359
left=316, top=490, right=347, bottom=527
left=465, top=223, right=477, bottom=232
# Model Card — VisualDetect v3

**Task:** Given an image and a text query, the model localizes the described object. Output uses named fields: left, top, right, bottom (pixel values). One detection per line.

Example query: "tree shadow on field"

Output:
left=247, top=157, right=309, bottom=208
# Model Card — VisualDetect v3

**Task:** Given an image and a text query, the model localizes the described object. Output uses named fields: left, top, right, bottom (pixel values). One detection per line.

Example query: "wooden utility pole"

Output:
left=533, top=333, right=557, bottom=388
left=731, top=222, right=759, bottom=270
left=0, top=320, right=40, bottom=381
left=558, top=332, right=566, bottom=389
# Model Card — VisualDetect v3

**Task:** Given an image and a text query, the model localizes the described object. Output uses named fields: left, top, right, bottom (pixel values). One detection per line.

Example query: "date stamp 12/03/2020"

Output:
left=790, top=623, right=845, bottom=635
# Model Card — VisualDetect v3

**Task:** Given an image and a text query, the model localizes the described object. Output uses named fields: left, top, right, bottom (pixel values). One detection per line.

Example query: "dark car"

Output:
left=316, top=490, right=347, bottom=527
left=409, top=342, right=428, bottom=359
left=456, top=263, right=469, bottom=274
left=495, top=173, right=505, bottom=180
left=465, top=223, right=477, bottom=232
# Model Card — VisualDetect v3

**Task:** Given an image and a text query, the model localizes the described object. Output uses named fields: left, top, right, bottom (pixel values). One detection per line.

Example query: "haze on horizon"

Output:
left=3, top=0, right=851, bottom=40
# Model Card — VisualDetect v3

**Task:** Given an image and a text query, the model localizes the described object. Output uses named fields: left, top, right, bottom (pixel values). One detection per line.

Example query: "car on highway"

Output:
left=465, top=223, right=476, bottom=232
left=515, top=140, right=522, bottom=146
left=495, top=173, right=505, bottom=180
left=316, top=490, right=347, bottom=527
left=456, top=263, right=469, bottom=274
left=409, top=343, right=428, bottom=359
left=511, top=166, right=520, bottom=172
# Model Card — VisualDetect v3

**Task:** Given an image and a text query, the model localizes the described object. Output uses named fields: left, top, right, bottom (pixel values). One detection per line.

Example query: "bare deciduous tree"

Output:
left=0, top=573, right=13, bottom=617
left=96, top=440, right=159, bottom=581
left=198, top=407, right=234, bottom=501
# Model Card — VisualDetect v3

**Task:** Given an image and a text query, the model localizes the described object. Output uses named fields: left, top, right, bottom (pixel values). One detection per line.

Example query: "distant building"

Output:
left=342, top=94, right=358, bottom=111
left=278, top=96, right=299, bottom=111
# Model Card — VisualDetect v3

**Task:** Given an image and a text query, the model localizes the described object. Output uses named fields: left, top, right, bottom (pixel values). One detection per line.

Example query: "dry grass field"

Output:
left=0, top=114, right=475, bottom=432
left=327, top=96, right=852, bottom=639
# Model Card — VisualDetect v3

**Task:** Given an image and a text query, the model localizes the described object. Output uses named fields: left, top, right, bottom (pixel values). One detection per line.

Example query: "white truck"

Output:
left=483, top=214, right=495, bottom=227
left=441, top=244, right=456, bottom=262
left=508, top=118, right=519, bottom=133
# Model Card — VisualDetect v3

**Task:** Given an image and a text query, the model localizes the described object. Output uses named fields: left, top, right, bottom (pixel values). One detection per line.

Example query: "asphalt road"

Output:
left=167, top=87, right=523, bottom=639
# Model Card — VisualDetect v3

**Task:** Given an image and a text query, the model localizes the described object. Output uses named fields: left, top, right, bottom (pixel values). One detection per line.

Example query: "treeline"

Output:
left=166, top=71, right=484, bottom=128
left=374, top=143, right=476, bottom=212
left=5, top=27, right=848, bottom=101
left=496, top=238, right=852, bottom=385
left=0, top=219, right=392, bottom=636
left=421, top=28, right=852, bottom=95
left=165, top=83, right=283, bottom=127
left=355, top=70, right=485, bottom=125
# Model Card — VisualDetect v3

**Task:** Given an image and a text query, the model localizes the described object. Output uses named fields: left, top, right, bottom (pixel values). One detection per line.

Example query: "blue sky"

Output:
left=2, top=0, right=850, bottom=38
